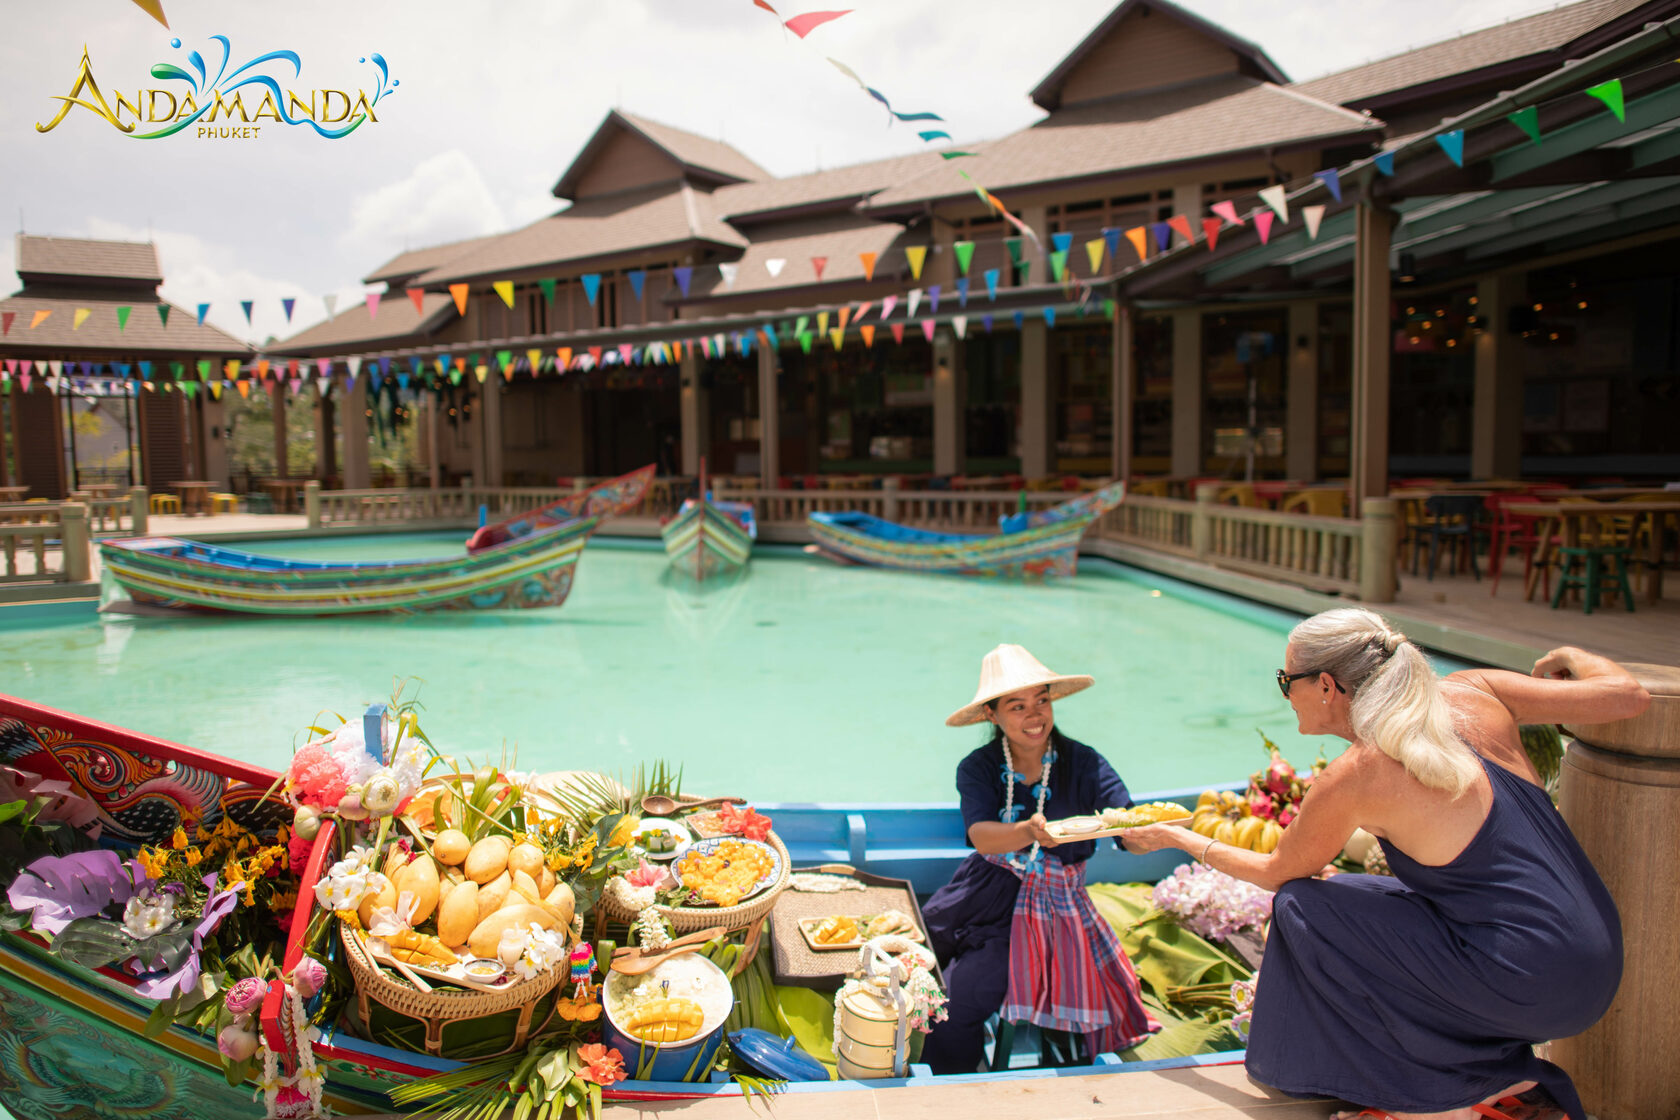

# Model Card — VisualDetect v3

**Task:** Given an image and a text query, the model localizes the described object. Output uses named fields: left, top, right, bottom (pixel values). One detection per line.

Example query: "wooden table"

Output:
left=170, top=480, right=212, bottom=517
left=259, top=478, right=304, bottom=513
left=0, top=487, right=26, bottom=503
left=1508, top=500, right=1680, bottom=605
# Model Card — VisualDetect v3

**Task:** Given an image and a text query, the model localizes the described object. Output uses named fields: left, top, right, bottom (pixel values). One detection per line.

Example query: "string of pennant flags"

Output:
left=0, top=60, right=1656, bottom=397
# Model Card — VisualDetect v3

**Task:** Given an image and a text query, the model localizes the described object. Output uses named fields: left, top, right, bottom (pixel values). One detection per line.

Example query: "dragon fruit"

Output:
left=1264, top=752, right=1296, bottom=796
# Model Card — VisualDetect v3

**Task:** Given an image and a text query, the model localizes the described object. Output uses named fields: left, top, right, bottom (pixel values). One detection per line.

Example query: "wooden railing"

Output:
left=312, top=485, right=575, bottom=528
left=715, top=483, right=1068, bottom=528
left=0, top=503, right=92, bottom=584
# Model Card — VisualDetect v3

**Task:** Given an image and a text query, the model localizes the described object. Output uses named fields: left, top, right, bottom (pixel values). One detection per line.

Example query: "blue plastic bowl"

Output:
left=602, top=956, right=731, bottom=1083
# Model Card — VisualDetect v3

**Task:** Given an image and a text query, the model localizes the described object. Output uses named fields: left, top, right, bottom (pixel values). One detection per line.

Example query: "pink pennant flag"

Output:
left=1210, top=200, right=1244, bottom=226
left=19, top=373, right=30, bottom=394
left=880, top=295, right=897, bottom=319
left=811, top=256, right=827, bottom=281
left=890, top=323, right=905, bottom=345
left=365, top=292, right=381, bottom=320
left=784, top=9, right=851, bottom=38
left=921, top=319, right=935, bottom=343
left=1254, top=211, right=1276, bottom=244
left=617, top=344, right=633, bottom=364
left=855, top=300, right=873, bottom=320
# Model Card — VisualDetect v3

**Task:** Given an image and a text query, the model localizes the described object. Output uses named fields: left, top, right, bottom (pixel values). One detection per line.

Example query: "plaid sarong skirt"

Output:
left=985, top=852, right=1159, bottom=1055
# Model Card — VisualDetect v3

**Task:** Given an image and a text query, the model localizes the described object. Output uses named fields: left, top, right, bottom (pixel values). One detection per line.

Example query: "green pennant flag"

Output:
left=196, top=359, right=211, bottom=381
left=169, top=361, right=184, bottom=380
left=538, top=278, right=557, bottom=303
left=1104, top=299, right=1117, bottom=320
left=449, top=367, right=463, bottom=385
left=798, top=332, right=813, bottom=355
left=1049, top=250, right=1068, bottom=283
left=794, top=315, right=809, bottom=335
left=1586, top=78, right=1625, bottom=122
left=157, top=304, right=171, bottom=328
left=953, top=240, right=976, bottom=276
left=495, top=349, right=513, bottom=371
left=181, top=381, right=199, bottom=398
left=939, top=151, right=976, bottom=160
left=1016, top=260, right=1032, bottom=285
left=116, top=306, right=132, bottom=331
left=1508, top=105, right=1542, bottom=144
left=1005, top=238, right=1023, bottom=266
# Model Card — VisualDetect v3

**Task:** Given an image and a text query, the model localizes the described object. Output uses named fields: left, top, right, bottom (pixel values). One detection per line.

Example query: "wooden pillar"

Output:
left=340, top=375, right=371, bottom=489
left=1286, top=300, right=1321, bottom=482
left=1472, top=272, right=1525, bottom=480
left=680, top=348, right=708, bottom=476
left=1350, top=201, right=1395, bottom=502
left=757, top=337, right=779, bottom=488
left=1171, top=183, right=1202, bottom=247
left=1170, top=310, right=1202, bottom=478
left=1111, top=301, right=1135, bottom=481
left=270, top=381, right=288, bottom=479
left=1019, top=317, right=1051, bottom=478
left=313, top=382, right=337, bottom=483
left=481, top=366, right=504, bottom=487
left=932, top=328, right=965, bottom=476
left=1554, top=664, right=1680, bottom=1120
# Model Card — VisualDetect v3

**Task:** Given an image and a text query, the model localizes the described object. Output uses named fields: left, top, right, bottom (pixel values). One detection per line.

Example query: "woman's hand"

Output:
left=1025, top=813, right=1061, bottom=848
left=1116, top=823, right=1190, bottom=855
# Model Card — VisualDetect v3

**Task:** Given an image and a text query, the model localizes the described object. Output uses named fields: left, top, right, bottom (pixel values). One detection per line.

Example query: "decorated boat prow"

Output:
left=466, top=464, right=656, bottom=553
left=661, top=460, right=756, bottom=581
left=100, top=514, right=597, bottom=616
left=806, top=483, right=1123, bottom=580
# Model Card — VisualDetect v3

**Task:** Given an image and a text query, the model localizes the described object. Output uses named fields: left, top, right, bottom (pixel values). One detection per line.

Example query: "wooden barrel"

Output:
left=834, top=986, right=906, bottom=1080
left=1552, top=662, right=1680, bottom=1120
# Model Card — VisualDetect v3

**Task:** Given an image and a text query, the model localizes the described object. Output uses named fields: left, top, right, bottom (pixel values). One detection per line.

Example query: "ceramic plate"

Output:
left=797, top=914, right=925, bottom=952
left=629, top=817, right=692, bottom=861
left=670, top=837, right=781, bottom=905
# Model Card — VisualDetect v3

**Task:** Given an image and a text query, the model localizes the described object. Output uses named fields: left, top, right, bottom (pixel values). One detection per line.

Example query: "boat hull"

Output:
left=100, top=517, right=594, bottom=616
left=466, top=464, right=655, bottom=553
left=661, top=500, right=755, bottom=580
left=806, top=511, right=1095, bottom=579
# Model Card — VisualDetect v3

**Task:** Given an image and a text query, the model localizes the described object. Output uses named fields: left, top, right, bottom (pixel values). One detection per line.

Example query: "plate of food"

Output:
left=798, top=910, right=925, bottom=951
left=1045, top=801, right=1194, bottom=840
left=630, top=818, right=692, bottom=860
left=671, top=837, right=781, bottom=908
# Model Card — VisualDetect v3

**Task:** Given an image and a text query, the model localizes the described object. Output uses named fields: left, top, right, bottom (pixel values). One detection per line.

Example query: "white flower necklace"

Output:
left=999, top=738, right=1054, bottom=872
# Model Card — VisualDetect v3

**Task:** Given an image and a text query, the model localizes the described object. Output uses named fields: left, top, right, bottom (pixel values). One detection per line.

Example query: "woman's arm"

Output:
left=1119, top=761, right=1361, bottom=892
left=968, top=816, right=1061, bottom=855
left=1450, top=647, right=1650, bottom=727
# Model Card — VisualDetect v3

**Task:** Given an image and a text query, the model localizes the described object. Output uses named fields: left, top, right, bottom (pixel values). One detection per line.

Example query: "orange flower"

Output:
left=171, top=827, right=189, bottom=850
left=577, top=1043, right=624, bottom=1086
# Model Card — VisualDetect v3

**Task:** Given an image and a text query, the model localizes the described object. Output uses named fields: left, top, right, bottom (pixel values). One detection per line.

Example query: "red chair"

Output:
left=1485, top=493, right=1553, bottom=598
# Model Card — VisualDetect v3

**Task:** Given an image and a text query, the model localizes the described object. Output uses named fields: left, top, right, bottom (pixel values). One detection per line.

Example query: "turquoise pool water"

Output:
left=3, top=534, right=1468, bottom=800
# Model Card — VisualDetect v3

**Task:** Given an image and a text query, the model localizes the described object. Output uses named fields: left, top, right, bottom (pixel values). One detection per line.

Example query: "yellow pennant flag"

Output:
left=225, top=359, right=241, bottom=379
left=493, top=280, right=515, bottom=309
left=209, top=380, right=223, bottom=400
left=526, top=348, right=543, bottom=376
left=72, top=308, right=92, bottom=330
left=860, top=324, right=876, bottom=348
left=474, top=363, right=488, bottom=383
left=1085, top=240, right=1106, bottom=274
left=817, top=310, right=830, bottom=334
left=29, top=309, right=51, bottom=329
left=829, top=328, right=844, bottom=351
left=904, top=246, right=927, bottom=281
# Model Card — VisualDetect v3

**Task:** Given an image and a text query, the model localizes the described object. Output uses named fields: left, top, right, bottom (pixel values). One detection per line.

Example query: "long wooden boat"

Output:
left=661, top=497, right=757, bottom=580
left=99, top=514, right=597, bottom=615
left=466, top=464, right=655, bottom=553
left=0, top=691, right=1242, bottom=1120
left=806, top=482, right=1125, bottom=580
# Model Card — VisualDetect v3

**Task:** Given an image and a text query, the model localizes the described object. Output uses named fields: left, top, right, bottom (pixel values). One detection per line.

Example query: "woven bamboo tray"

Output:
left=340, top=926, right=563, bottom=1056
left=597, top=832, right=790, bottom=934
left=768, top=864, right=941, bottom=991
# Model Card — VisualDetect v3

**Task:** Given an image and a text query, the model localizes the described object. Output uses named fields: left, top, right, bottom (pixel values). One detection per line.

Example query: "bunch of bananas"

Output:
left=1190, top=790, right=1282, bottom=854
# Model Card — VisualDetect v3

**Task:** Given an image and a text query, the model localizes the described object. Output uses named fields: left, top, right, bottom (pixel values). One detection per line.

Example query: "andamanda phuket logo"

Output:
left=36, top=34, right=397, bottom=140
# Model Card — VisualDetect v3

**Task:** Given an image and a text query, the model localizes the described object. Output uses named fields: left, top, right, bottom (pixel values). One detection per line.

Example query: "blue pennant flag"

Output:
left=1151, top=222, right=1173, bottom=253
left=1043, top=307, right=1056, bottom=329
left=983, top=314, right=993, bottom=333
left=984, top=268, right=999, bottom=301
left=1012, top=310, right=1024, bottom=331
left=1435, top=130, right=1465, bottom=167
left=1313, top=167, right=1343, bottom=202
left=956, top=277, right=970, bottom=306
left=281, top=297, right=296, bottom=322
left=1373, top=151, right=1395, bottom=177
left=196, top=303, right=210, bottom=326
left=139, top=360, right=153, bottom=379
left=1051, top=232, right=1073, bottom=254
left=673, top=266, right=693, bottom=297
left=628, top=270, right=646, bottom=301
left=581, top=274, right=602, bottom=305
left=1103, top=227, right=1122, bottom=260
left=239, top=300, right=253, bottom=324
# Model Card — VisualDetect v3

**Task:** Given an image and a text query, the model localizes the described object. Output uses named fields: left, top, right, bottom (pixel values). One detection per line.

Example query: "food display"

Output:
left=685, top=803, right=773, bottom=841
left=1045, top=801, right=1194, bottom=840
left=799, top=909, right=925, bottom=951
left=630, top=819, right=690, bottom=858
left=603, top=954, right=734, bottom=1045
left=673, top=838, right=779, bottom=907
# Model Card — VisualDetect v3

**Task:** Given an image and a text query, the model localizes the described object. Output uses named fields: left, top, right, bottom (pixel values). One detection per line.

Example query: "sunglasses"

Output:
left=1277, top=668, right=1347, bottom=698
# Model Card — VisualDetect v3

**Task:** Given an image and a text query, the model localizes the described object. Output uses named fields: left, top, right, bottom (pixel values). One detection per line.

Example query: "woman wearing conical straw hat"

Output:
left=919, top=644, right=1158, bottom=1074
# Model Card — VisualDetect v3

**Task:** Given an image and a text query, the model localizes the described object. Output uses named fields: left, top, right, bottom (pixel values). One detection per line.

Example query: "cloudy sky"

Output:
left=2, top=0, right=1558, bottom=344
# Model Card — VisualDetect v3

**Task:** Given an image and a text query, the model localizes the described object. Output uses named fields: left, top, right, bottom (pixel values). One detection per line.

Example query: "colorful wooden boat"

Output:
left=806, top=482, right=1125, bottom=580
left=661, top=463, right=756, bottom=580
left=0, top=691, right=1235, bottom=1120
left=99, top=515, right=597, bottom=615
left=465, top=464, right=655, bottom=554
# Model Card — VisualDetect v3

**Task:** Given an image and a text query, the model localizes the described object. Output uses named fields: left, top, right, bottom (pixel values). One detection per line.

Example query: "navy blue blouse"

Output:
left=955, top=733, right=1133, bottom=865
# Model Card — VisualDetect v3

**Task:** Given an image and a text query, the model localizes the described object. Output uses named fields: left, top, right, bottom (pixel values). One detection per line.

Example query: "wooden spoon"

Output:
left=611, top=941, right=710, bottom=975
left=640, top=794, right=746, bottom=817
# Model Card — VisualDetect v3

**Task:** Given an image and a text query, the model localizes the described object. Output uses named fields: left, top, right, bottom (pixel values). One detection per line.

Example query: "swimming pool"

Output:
left=3, top=534, right=1468, bottom=801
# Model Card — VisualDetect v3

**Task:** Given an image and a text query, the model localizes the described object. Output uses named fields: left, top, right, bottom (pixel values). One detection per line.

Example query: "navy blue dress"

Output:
left=919, top=734, right=1132, bottom=1074
left=1246, top=755, right=1621, bottom=1119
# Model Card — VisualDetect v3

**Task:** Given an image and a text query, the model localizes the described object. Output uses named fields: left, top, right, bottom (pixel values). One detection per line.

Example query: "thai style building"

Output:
left=0, top=236, right=250, bottom=498
left=276, top=0, right=1680, bottom=491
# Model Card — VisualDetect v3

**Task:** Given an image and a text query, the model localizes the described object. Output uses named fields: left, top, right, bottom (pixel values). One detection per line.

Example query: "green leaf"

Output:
left=534, top=1050, right=573, bottom=1104
left=511, top=1092, right=533, bottom=1120
left=50, top=916, right=192, bottom=973
left=0, top=800, right=28, bottom=825
left=143, top=998, right=177, bottom=1039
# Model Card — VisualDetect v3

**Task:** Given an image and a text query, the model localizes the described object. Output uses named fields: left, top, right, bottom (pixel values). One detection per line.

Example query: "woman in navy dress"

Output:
left=1122, top=608, right=1648, bottom=1120
left=920, top=644, right=1157, bottom=1075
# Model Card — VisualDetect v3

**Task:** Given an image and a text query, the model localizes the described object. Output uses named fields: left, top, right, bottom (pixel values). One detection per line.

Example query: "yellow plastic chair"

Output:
left=149, top=493, right=181, bottom=515
left=212, top=493, right=239, bottom=514
left=1281, top=489, right=1348, bottom=517
left=1216, top=482, right=1262, bottom=508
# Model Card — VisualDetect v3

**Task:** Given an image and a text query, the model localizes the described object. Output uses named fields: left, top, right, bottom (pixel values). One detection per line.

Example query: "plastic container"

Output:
left=834, top=986, right=907, bottom=1080
left=601, top=955, right=732, bottom=1083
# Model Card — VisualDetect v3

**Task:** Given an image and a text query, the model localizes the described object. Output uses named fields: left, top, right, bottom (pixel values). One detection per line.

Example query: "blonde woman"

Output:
left=1121, top=609, right=1647, bottom=1120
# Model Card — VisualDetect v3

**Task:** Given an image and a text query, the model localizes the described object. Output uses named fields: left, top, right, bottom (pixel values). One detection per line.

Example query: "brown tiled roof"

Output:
left=552, top=111, right=769, bottom=199
left=272, top=292, right=456, bottom=353
left=1292, top=0, right=1654, bottom=106
left=15, top=235, right=162, bottom=282
left=711, top=151, right=948, bottom=222
left=0, top=296, right=248, bottom=354
left=414, top=184, right=747, bottom=286
left=865, top=77, right=1380, bottom=210
left=363, top=234, right=507, bottom=285
left=690, top=216, right=909, bottom=298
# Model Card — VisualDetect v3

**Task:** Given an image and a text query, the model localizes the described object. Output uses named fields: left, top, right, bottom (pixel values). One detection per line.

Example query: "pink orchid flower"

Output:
left=625, top=859, right=666, bottom=890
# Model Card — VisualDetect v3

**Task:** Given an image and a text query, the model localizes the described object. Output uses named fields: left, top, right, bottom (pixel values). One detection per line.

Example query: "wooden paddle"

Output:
left=610, top=925, right=727, bottom=975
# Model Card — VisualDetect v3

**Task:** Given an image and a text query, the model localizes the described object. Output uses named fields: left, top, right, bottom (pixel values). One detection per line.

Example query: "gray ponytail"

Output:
left=1288, top=608, right=1479, bottom=796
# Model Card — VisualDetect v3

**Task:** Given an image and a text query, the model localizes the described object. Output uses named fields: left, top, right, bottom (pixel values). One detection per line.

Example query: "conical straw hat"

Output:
left=945, top=644, right=1094, bottom=727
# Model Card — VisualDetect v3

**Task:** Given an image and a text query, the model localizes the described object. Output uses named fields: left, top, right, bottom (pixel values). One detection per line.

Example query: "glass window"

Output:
left=1202, top=310, right=1287, bottom=477
left=1133, top=314, right=1172, bottom=475
left=1390, top=288, right=1476, bottom=476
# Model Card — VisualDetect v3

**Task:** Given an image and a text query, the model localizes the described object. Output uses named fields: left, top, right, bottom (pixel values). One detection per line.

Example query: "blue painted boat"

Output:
left=0, top=691, right=1242, bottom=1120
left=663, top=461, right=757, bottom=580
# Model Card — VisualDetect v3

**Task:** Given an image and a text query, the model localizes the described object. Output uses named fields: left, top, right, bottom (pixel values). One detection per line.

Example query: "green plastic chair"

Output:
left=245, top=492, right=275, bottom=514
left=1550, top=513, right=1635, bottom=615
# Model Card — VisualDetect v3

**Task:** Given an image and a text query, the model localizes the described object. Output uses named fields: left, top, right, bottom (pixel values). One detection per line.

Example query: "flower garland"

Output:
left=999, top=741, right=1055, bottom=872
left=1150, top=862, right=1274, bottom=942
left=254, top=980, right=326, bottom=1119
